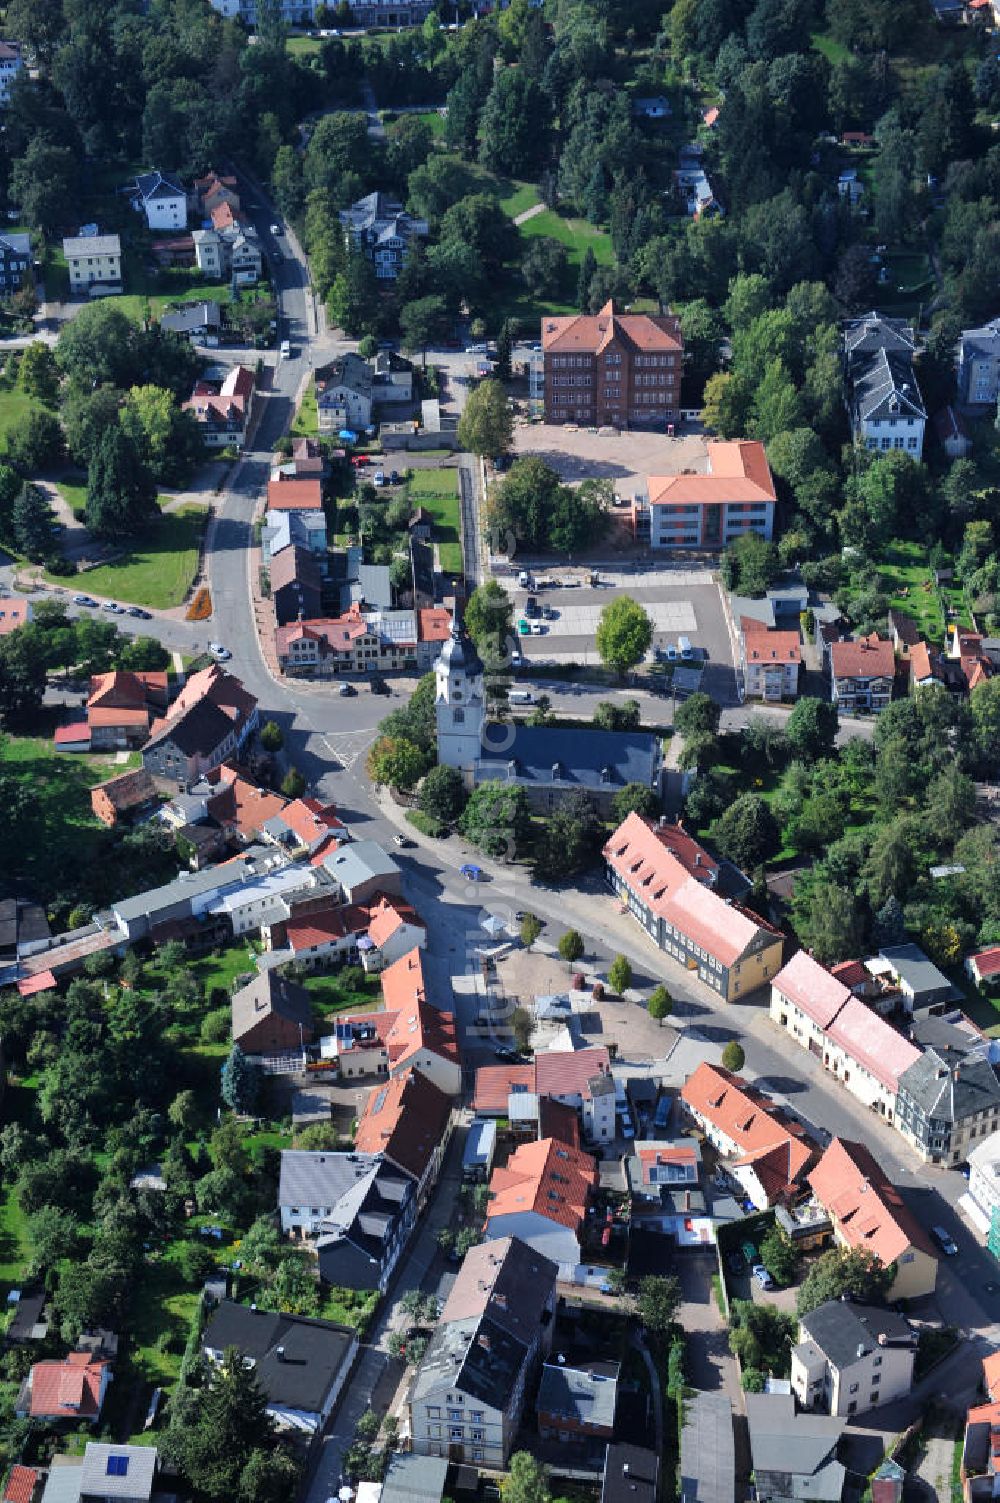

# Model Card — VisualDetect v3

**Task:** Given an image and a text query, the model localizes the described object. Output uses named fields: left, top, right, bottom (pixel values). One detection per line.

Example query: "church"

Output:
left=434, top=617, right=663, bottom=815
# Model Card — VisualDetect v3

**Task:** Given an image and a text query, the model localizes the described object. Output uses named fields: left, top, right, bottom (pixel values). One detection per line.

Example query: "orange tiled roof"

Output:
left=0, top=598, right=30, bottom=636
left=830, top=634, right=895, bottom=680
left=472, top=1063, right=536, bottom=1113
left=809, top=1137, right=937, bottom=1267
left=909, top=641, right=936, bottom=683
left=27, top=1353, right=106, bottom=1420
left=3, top=1466, right=38, bottom=1503
left=603, top=812, right=718, bottom=915
left=745, top=630, right=801, bottom=665
left=418, top=607, right=452, bottom=643
left=984, top=1352, right=1000, bottom=1401
left=487, top=1137, right=597, bottom=1232
left=367, top=894, right=424, bottom=949
left=648, top=441, right=776, bottom=508
left=285, top=903, right=367, bottom=952
left=354, top=1065, right=451, bottom=1180
left=681, top=1062, right=813, bottom=1199
left=542, top=299, right=682, bottom=357
left=773, top=951, right=851, bottom=1030
left=267, top=477, right=323, bottom=512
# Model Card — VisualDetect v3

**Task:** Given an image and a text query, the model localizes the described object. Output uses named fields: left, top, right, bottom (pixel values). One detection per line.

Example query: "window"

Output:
left=849, top=1384, right=859, bottom=1394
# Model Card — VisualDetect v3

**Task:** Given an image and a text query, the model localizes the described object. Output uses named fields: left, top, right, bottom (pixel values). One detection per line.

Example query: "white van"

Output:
left=279, top=339, right=291, bottom=360
left=508, top=689, right=533, bottom=705
left=679, top=635, right=694, bottom=659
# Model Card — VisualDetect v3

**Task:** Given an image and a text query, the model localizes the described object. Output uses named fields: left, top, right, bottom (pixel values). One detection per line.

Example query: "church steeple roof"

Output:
left=438, top=608, right=483, bottom=676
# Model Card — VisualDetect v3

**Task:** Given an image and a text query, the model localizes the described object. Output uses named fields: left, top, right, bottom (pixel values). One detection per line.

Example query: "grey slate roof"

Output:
left=316, top=352, right=373, bottom=401
left=603, top=1444, right=658, bottom=1503
left=339, top=192, right=428, bottom=245
left=798, top=1301, right=913, bottom=1371
left=844, top=313, right=917, bottom=359
left=380, top=1453, right=449, bottom=1503
left=39, top=1462, right=83, bottom=1503
left=851, top=346, right=926, bottom=423
left=879, top=942, right=958, bottom=1001
left=537, top=1362, right=618, bottom=1430
left=899, top=1045, right=1000, bottom=1124
left=746, top=1393, right=845, bottom=1499
left=134, top=170, right=185, bottom=202
left=322, top=840, right=400, bottom=893
left=316, top=1162, right=412, bottom=1263
left=477, top=725, right=660, bottom=795
left=961, top=317, right=1000, bottom=359
left=279, top=1149, right=382, bottom=1209
left=679, top=1390, right=735, bottom=1503
left=0, top=232, right=30, bottom=259
left=111, top=853, right=255, bottom=923
left=80, top=1443, right=157, bottom=1501
left=202, top=1301, right=355, bottom=1414
left=160, top=301, right=221, bottom=335
left=410, top=1314, right=528, bottom=1412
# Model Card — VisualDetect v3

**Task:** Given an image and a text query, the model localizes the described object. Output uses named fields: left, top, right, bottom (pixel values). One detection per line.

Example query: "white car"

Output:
left=208, top=642, right=232, bottom=662
left=270, top=222, right=282, bottom=235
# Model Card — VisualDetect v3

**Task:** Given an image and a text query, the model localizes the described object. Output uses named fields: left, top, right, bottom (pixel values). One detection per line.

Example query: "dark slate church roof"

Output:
left=476, top=725, right=659, bottom=794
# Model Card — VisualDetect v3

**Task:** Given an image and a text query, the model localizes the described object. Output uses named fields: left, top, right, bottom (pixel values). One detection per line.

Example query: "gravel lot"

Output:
left=511, top=422, right=709, bottom=499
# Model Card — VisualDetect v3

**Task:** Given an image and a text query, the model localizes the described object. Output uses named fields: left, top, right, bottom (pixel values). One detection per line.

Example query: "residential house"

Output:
left=408, top=1237, right=558, bottom=1467
left=86, top=670, right=169, bottom=752
left=322, top=841, right=403, bottom=905
left=110, top=849, right=268, bottom=942
left=0, top=41, right=23, bottom=105
left=822, top=996, right=921, bottom=1125
left=0, top=235, right=31, bottom=299
left=201, top=1301, right=357, bottom=1433
left=945, top=625, right=994, bottom=692
left=888, top=608, right=921, bottom=655
left=276, top=605, right=451, bottom=679
left=770, top=950, right=854, bottom=1061
left=271, top=546, right=324, bottom=627
left=742, top=622, right=802, bottom=701
left=745, top=1393, right=846, bottom=1503
left=625, top=1139, right=715, bottom=1244
left=829, top=634, right=895, bottom=715
left=290, top=437, right=327, bottom=478
left=808, top=1137, right=938, bottom=1300
left=472, top=1048, right=616, bottom=1144
left=958, top=316, right=1000, bottom=411
left=354, top=1065, right=454, bottom=1207
left=633, top=439, right=777, bottom=550
left=379, top=1454, right=448, bottom=1503
left=674, top=141, right=724, bottom=219
left=278, top=1150, right=415, bottom=1290
left=968, top=947, right=1000, bottom=991
left=90, top=769, right=158, bottom=828
left=373, top=349, right=414, bottom=408
left=0, top=596, right=31, bottom=634
left=844, top=313, right=926, bottom=459
left=934, top=404, right=972, bottom=459
left=483, top=1136, right=598, bottom=1277
left=791, top=1301, right=917, bottom=1418
left=160, top=301, right=221, bottom=343
left=877, top=942, right=958, bottom=1012
left=602, top=1446, right=659, bottom=1503
left=141, top=664, right=259, bottom=787
left=339, top=193, right=428, bottom=280
left=963, top=1129, right=1000, bottom=1243
left=266, top=474, right=325, bottom=508
left=183, top=364, right=256, bottom=448
left=79, top=1444, right=158, bottom=1503
left=323, top=1011, right=396, bottom=1079
left=541, top=299, right=682, bottom=428
left=128, top=171, right=186, bottom=232
left=192, top=224, right=262, bottom=283
left=604, top=811, right=783, bottom=1000
left=263, top=509, right=328, bottom=563
left=231, top=970, right=314, bottom=1056
left=5, top=1293, right=48, bottom=1345
left=265, top=901, right=366, bottom=972
left=680, top=1062, right=817, bottom=1208
left=909, top=640, right=946, bottom=691
left=377, top=949, right=461, bottom=1094
left=364, top=893, right=427, bottom=969
left=207, top=860, right=334, bottom=940
left=961, top=1352, right=1000, bottom=1501
left=896, top=1025, right=1000, bottom=1166
left=871, top=1458, right=905, bottom=1503
left=2, top=1467, right=38, bottom=1503
left=63, top=235, right=122, bottom=297
left=315, top=355, right=374, bottom=433
left=537, top=1361, right=618, bottom=1444
left=16, top=1354, right=110, bottom=1424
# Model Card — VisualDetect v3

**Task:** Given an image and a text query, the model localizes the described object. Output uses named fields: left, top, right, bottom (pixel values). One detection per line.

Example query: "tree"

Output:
left=722, top=532, right=780, bottom=596
left=7, top=409, right=64, bottom=474
left=594, top=699, right=641, bottom=732
left=168, top=1347, right=274, bottom=1498
left=457, top=379, right=513, bottom=459
left=759, top=1227, right=798, bottom=1286
left=534, top=791, right=602, bottom=880
left=558, top=929, right=585, bottom=966
left=636, top=1274, right=682, bottom=1336
left=53, top=1262, right=125, bottom=1344
left=595, top=597, right=653, bottom=677
left=520, top=914, right=542, bottom=949
left=399, top=295, right=449, bottom=367
left=25, top=1206, right=84, bottom=1277
left=86, top=427, right=157, bottom=539
left=10, top=140, right=78, bottom=237
left=511, top=1005, right=533, bottom=1054
left=239, top=1447, right=301, bottom=1503
left=675, top=692, right=720, bottom=738
left=609, top=955, right=633, bottom=995
left=710, top=794, right=780, bottom=871
left=120, top=384, right=203, bottom=487
left=479, top=70, right=551, bottom=176
left=611, top=782, right=660, bottom=823
left=577, top=246, right=597, bottom=311
left=721, top=1040, right=745, bottom=1072
left=0, top=627, right=47, bottom=722
left=785, top=698, right=839, bottom=763
left=419, top=764, right=467, bottom=825
left=280, top=767, right=306, bottom=799
left=220, top=1046, right=262, bottom=1115
left=971, top=679, right=1000, bottom=771
left=648, top=985, right=672, bottom=1026
left=459, top=781, right=532, bottom=858
left=168, top=1089, right=201, bottom=1135
left=464, top=579, right=514, bottom=655
left=504, top=1452, right=551, bottom=1503
left=795, top=879, right=864, bottom=966
left=12, top=484, right=53, bottom=562
left=259, top=721, right=284, bottom=753
left=328, top=246, right=380, bottom=337
left=366, top=735, right=427, bottom=792
left=19, top=342, right=59, bottom=405
left=728, top=1299, right=797, bottom=1377
left=797, top=1247, right=895, bottom=1317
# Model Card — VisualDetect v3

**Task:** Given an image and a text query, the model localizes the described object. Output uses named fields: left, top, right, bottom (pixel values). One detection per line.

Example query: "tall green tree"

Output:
left=86, top=427, right=157, bottom=538
left=12, top=484, right=53, bottom=562
left=167, top=1347, right=274, bottom=1498
left=457, top=379, right=513, bottom=459
left=459, top=781, right=532, bottom=858
left=595, top=597, right=653, bottom=677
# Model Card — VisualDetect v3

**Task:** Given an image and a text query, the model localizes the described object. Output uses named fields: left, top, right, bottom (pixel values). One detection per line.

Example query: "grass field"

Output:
left=876, top=250, right=935, bottom=318
left=0, top=385, right=47, bottom=447
left=113, top=281, right=234, bottom=326
left=500, top=181, right=543, bottom=219
left=305, top=968, right=382, bottom=1023
left=292, top=379, right=319, bottom=438
left=408, top=109, right=447, bottom=139
left=45, top=505, right=207, bottom=608
left=519, top=208, right=615, bottom=268
left=409, top=467, right=462, bottom=573
left=287, top=33, right=323, bottom=55
left=865, top=541, right=970, bottom=643
left=128, top=1247, right=203, bottom=1385
left=57, top=478, right=88, bottom=518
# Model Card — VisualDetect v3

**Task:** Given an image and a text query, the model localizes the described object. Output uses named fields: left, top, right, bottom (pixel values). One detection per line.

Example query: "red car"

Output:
left=350, top=455, right=369, bottom=467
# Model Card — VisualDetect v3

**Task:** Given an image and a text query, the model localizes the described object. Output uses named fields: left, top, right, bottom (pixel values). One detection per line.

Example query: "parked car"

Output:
left=524, top=596, right=539, bottom=618
left=518, top=570, right=533, bottom=588
left=932, top=1225, right=958, bottom=1256
left=208, top=642, right=231, bottom=661
left=726, top=1251, right=745, bottom=1276
left=517, top=619, right=531, bottom=635
left=270, top=221, right=282, bottom=235
left=494, top=1045, right=518, bottom=1061
left=103, top=601, right=125, bottom=614
left=370, top=677, right=390, bottom=695
left=509, top=648, right=523, bottom=667
left=752, top=1264, right=775, bottom=1289
left=350, top=455, right=370, bottom=467
left=127, top=606, right=152, bottom=619
left=373, top=471, right=387, bottom=487
left=529, top=622, right=545, bottom=635
left=338, top=682, right=357, bottom=696
left=393, top=834, right=414, bottom=848
left=389, top=470, right=401, bottom=484
left=541, top=604, right=555, bottom=619
left=73, top=594, right=97, bottom=607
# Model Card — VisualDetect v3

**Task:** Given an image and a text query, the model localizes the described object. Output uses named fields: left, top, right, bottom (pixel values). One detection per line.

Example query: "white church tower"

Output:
left=435, top=612, right=485, bottom=771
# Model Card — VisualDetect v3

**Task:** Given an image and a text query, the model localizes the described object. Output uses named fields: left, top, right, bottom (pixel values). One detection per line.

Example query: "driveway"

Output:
left=675, top=1251, right=742, bottom=1409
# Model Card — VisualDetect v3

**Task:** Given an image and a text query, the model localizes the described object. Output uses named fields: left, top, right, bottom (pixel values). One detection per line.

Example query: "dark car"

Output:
left=127, top=606, right=152, bottom=619
left=389, top=470, right=401, bottom=484
left=338, top=682, right=357, bottom=697
left=370, top=677, right=390, bottom=695
left=494, top=1045, right=518, bottom=1062
left=524, top=596, right=539, bottom=618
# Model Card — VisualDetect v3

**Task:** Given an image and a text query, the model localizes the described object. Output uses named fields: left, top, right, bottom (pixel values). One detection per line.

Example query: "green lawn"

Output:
left=0, top=385, right=47, bottom=447
left=319, top=1284, right=379, bottom=1332
left=305, top=969, right=382, bottom=1023
left=867, top=541, right=970, bottom=644
left=409, top=110, right=448, bottom=140
left=0, top=1184, right=31, bottom=1289
left=128, top=1246, right=204, bottom=1386
left=287, top=33, right=323, bottom=55
left=876, top=250, right=935, bottom=318
left=57, top=478, right=88, bottom=519
left=811, top=29, right=852, bottom=65
left=408, top=467, right=462, bottom=573
left=113, top=282, right=234, bottom=326
left=292, top=379, right=319, bottom=438
left=500, top=181, right=543, bottom=219
left=45, top=505, right=207, bottom=609
left=519, top=208, right=614, bottom=268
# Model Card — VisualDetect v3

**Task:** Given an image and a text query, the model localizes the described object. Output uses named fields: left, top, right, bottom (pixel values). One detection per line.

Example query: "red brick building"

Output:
left=541, top=300, right=683, bottom=428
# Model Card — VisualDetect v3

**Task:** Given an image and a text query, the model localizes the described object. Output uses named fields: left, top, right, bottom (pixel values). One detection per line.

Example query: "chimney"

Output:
left=478, top=1333, right=490, bottom=1352
left=954, top=1066, right=961, bottom=1082
left=276, top=1346, right=286, bottom=1362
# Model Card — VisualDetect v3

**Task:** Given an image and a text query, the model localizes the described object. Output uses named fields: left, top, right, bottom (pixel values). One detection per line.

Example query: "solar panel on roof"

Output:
left=106, top=1456, right=129, bottom=1476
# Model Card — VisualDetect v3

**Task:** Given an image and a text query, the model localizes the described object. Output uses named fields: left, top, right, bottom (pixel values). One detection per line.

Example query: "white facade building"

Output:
left=63, top=234, right=122, bottom=296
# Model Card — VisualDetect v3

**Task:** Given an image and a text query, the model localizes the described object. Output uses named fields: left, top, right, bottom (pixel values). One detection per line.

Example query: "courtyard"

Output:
left=511, top=421, right=709, bottom=500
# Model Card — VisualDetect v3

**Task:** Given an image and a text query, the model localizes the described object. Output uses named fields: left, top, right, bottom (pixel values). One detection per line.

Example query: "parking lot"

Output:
left=511, top=422, right=709, bottom=499
left=495, top=566, right=738, bottom=700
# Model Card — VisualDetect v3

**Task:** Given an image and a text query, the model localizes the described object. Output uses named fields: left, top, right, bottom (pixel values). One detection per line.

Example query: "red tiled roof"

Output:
left=17, top=971, right=55, bottom=998
left=278, top=796, right=344, bottom=850
left=0, top=599, right=30, bottom=636
left=909, top=641, right=936, bottom=683
left=417, top=608, right=452, bottom=643
left=267, top=478, right=323, bottom=511
left=487, top=1137, right=597, bottom=1231
left=648, top=440, right=776, bottom=508
left=367, top=894, right=424, bottom=949
left=542, top=300, right=682, bottom=357
left=354, top=1065, right=451, bottom=1180
left=206, top=768, right=286, bottom=838
left=3, top=1466, right=38, bottom=1503
left=87, top=707, right=150, bottom=729
left=825, top=996, right=921, bottom=1094
left=285, top=903, right=365, bottom=952
left=534, top=1047, right=612, bottom=1099
left=27, top=1353, right=106, bottom=1420
left=733, top=1138, right=816, bottom=1205
left=636, top=1144, right=696, bottom=1184
left=830, top=634, right=895, bottom=680
left=88, top=670, right=167, bottom=709
left=809, top=1137, right=936, bottom=1267
left=971, top=947, right=1000, bottom=982
left=662, top=879, right=779, bottom=969
left=984, top=1351, right=1000, bottom=1401
left=603, top=812, right=719, bottom=913
left=472, top=1063, right=535, bottom=1113
left=772, top=951, right=851, bottom=1030
left=539, top=1097, right=581, bottom=1147
left=745, top=630, right=801, bottom=665
left=54, top=723, right=90, bottom=747
left=681, top=1062, right=813, bottom=1200
left=830, top=959, right=868, bottom=990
